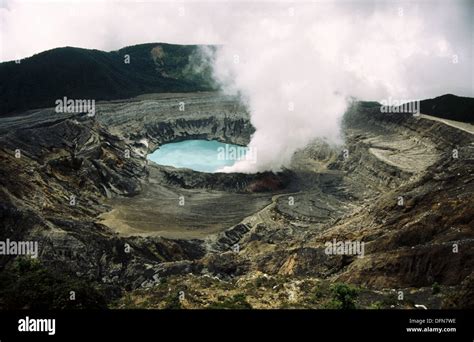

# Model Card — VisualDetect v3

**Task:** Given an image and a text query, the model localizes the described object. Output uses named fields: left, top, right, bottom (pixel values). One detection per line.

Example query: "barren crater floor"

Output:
left=99, top=167, right=274, bottom=239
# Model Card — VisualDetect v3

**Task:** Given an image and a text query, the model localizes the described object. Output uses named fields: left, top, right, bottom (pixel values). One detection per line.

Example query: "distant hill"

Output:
left=0, top=43, right=217, bottom=115
left=420, top=94, right=474, bottom=123
left=356, top=94, right=473, bottom=124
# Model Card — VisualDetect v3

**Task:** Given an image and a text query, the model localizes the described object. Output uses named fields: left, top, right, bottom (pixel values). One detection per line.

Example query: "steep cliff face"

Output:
left=0, top=111, right=209, bottom=292
left=310, top=104, right=474, bottom=289
left=96, top=92, right=254, bottom=147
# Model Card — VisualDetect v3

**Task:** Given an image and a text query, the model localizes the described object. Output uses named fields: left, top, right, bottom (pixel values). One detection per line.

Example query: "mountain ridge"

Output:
left=0, top=43, right=217, bottom=115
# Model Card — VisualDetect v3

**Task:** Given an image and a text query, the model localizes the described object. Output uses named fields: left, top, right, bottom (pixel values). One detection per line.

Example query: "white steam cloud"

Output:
left=209, top=2, right=472, bottom=172
left=1, top=1, right=472, bottom=173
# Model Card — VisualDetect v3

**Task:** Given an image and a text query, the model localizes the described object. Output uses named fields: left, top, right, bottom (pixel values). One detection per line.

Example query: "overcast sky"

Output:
left=1, top=1, right=472, bottom=66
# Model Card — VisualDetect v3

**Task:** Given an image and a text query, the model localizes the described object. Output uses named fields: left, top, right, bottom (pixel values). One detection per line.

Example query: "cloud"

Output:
left=209, top=1, right=472, bottom=172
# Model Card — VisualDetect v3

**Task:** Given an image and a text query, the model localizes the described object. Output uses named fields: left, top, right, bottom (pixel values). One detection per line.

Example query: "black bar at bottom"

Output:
left=0, top=309, right=472, bottom=341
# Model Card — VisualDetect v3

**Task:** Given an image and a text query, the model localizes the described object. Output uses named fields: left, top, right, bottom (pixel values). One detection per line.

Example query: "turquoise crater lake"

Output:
left=147, top=140, right=249, bottom=173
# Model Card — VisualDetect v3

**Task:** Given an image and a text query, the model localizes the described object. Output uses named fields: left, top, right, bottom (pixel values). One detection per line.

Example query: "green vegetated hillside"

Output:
left=420, top=94, right=474, bottom=123
left=0, top=43, right=217, bottom=115
left=353, top=95, right=473, bottom=123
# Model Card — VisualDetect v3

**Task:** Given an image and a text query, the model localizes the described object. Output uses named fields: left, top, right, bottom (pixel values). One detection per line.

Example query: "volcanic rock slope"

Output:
left=0, top=91, right=472, bottom=309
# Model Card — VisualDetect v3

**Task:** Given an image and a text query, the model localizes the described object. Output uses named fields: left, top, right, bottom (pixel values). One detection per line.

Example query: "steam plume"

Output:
left=210, top=2, right=470, bottom=172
